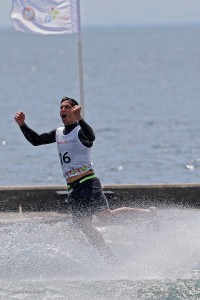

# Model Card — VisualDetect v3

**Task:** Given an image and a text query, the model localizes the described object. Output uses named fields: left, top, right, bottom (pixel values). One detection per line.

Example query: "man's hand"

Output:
left=15, top=112, right=25, bottom=126
left=71, top=105, right=82, bottom=122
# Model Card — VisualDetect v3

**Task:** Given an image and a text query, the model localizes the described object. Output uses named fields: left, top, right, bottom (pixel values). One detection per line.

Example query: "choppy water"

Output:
left=0, top=208, right=200, bottom=299
left=1, top=24, right=200, bottom=299
left=1, top=24, right=200, bottom=186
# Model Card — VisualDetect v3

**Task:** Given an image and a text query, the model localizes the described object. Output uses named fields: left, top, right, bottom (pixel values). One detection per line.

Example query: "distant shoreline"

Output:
left=1, top=21, right=200, bottom=32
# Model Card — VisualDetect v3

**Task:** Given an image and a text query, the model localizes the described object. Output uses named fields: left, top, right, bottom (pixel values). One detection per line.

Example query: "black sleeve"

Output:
left=20, top=124, right=56, bottom=146
left=78, top=119, right=95, bottom=147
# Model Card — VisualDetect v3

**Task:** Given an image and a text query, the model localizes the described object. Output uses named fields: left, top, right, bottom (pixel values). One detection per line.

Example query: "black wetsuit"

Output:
left=19, top=119, right=95, bottom=147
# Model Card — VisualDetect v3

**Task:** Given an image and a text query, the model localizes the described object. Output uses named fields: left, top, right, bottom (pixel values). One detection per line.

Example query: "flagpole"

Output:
left=11, top=0, right=84, bottom=114
left=76, top=0, right=85, bottom=118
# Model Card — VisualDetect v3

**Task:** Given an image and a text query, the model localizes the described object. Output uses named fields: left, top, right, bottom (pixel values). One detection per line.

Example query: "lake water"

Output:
left=0, top=208, right=200, bottom=299
left=1, top=24, right=200, bottom=299
left=1, top=24, right=200, bottom=186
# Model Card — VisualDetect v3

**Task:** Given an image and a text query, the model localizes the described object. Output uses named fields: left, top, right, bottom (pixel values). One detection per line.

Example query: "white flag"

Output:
left=11, top=0, right=79, bottom=35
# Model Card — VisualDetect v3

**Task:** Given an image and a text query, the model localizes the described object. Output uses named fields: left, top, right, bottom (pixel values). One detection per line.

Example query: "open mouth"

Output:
left=62, top=114, right=66, bottom=119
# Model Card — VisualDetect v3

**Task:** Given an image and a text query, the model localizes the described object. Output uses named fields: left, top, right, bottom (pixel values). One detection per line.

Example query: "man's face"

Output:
left=60, top=100, right=75, bottom=125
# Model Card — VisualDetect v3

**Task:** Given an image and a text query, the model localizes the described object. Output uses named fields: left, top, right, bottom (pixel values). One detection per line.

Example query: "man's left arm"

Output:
left=78, top=119, right=95, bottom=147
left=72, top=105, right=95, bottom=145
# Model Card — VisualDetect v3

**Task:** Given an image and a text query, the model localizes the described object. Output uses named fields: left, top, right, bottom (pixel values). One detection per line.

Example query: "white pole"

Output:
left=76, top=0, right=85, bottom=118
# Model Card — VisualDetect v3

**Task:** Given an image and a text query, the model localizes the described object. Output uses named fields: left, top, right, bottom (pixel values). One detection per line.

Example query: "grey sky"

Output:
left=0, top=0, right=200, bottom=28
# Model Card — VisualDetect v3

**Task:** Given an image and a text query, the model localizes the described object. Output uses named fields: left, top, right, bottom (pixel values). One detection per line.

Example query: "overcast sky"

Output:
left=0, top=0, right=200, bottom=28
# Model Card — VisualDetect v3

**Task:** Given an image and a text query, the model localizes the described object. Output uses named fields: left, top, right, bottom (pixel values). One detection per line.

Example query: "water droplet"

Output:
left=185, top=164, right=194, bottom=170
left=117, top=166, right=123, bottom=171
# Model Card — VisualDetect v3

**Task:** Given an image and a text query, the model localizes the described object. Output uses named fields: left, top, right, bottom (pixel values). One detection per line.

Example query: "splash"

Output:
left=0, top=207, right=200, bottom=282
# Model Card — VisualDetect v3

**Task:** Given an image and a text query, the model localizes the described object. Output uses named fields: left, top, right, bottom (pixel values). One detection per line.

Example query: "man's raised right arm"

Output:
left=14, top=112, right=56, bottom=146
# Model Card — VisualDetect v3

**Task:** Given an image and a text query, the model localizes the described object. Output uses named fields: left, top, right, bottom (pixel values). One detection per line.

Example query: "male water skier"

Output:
left=14, top=96, right=156, bottom=263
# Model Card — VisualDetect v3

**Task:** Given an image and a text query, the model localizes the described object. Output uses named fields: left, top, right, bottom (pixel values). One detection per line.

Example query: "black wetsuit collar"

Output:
left=63, top=122, right=79, bottom=135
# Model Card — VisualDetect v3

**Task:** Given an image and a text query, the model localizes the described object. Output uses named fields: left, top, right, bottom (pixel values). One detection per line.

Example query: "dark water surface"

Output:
left=1, top=25, right=200, bottom=186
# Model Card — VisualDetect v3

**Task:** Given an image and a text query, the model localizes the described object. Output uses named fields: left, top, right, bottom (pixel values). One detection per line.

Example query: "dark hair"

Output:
left=61, top=96, right=79, bottom=106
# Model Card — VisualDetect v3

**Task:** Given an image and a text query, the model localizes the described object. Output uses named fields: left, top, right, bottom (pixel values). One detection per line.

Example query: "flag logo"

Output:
left=22, top=6, right=35, bottom=21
